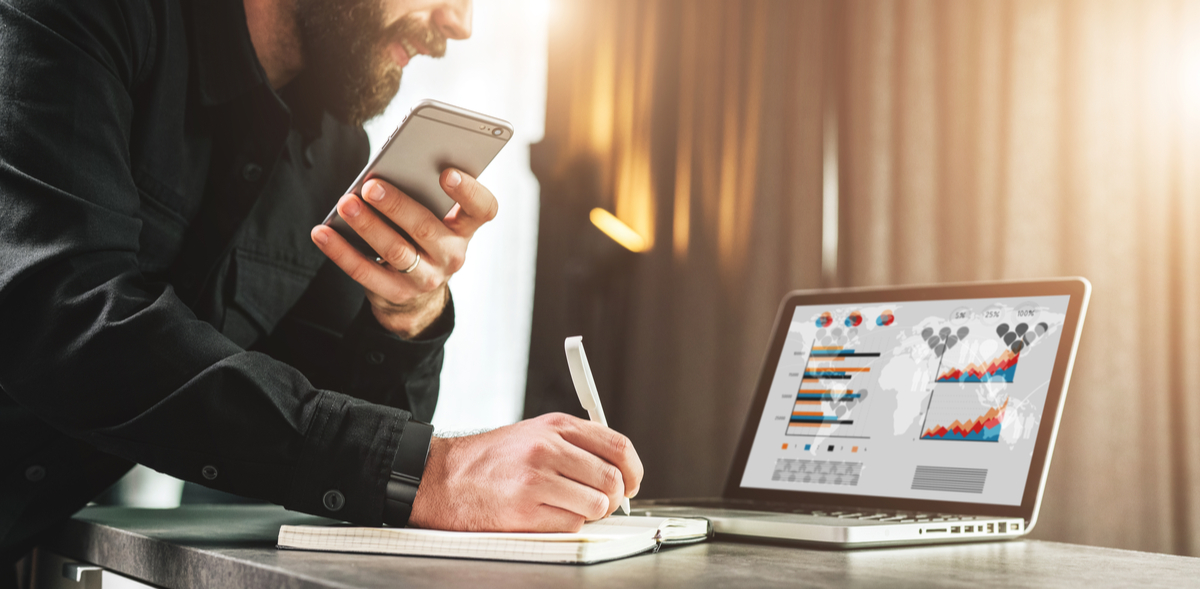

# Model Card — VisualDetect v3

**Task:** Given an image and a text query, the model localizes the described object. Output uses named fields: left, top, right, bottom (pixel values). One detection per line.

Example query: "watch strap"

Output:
left=382, top=419, right=434, bottom=527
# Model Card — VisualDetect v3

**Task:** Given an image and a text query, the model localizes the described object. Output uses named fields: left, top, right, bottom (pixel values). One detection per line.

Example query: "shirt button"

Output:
left=323, top=490, right=346, bottom=512
left=367, top=351, right=385, bottom=365
left=25, top=465, right=45, bottom=482
left=201, top=465, right=219, bottom=480
left=242, top=162, right=263, bottom=182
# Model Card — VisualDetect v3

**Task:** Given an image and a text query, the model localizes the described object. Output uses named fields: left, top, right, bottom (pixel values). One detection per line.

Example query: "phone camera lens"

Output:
left=492, top=128, right=503, bottom=136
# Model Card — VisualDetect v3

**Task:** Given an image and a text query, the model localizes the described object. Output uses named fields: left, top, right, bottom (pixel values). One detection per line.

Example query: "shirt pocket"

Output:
left=228, top=247, right=327, bottom=340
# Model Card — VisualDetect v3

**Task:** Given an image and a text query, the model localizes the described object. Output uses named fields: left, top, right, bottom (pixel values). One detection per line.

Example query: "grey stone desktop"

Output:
left=38, top=505, right=1200, bottom=588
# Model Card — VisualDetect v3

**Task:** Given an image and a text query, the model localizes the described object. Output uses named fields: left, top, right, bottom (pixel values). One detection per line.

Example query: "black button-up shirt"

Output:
left=0, top=0, right=450, bottom=554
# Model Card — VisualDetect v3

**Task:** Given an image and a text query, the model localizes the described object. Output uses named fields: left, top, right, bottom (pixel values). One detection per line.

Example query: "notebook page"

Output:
left=281, top=517, right=669, bottom=544
left=277, top=521, right=663, bottom=563
left=589, top=516, right=708, bottom=542
left=585, top=515, right=672, bottom=531
left=280, top=526, right=581, bottom=559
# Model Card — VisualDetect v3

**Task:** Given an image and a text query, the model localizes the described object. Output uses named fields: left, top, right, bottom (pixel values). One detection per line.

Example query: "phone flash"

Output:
left=492, top=128, right=503, bottom=136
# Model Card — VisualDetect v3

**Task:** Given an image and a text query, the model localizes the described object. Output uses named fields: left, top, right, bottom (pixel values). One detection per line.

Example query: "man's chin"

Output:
left=319, top=69, right=402, bottom=127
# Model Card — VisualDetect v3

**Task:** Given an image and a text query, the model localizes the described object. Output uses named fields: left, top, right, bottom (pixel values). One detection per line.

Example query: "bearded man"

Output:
left=0, top=0, right=643, bottom=579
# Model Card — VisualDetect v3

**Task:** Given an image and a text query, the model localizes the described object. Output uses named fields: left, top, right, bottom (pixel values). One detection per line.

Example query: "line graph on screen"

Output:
left=921, top=398, right=1008, bottom=442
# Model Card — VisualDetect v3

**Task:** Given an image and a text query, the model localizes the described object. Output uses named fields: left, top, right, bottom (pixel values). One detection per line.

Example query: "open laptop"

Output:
left=636, top=278, right=1091, bottom=548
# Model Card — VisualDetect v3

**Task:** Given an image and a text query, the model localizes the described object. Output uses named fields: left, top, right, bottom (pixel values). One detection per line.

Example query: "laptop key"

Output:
left=858, top=513, right=888, bottom=520
left=836, top=513, right=863, bottom=519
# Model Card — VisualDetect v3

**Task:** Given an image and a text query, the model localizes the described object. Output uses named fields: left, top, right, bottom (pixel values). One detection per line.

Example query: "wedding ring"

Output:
left=399, top=252, right=421, bottom=274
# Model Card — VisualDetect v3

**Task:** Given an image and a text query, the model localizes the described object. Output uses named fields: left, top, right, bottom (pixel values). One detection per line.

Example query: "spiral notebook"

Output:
left=277, top=515, right=711, bottom=564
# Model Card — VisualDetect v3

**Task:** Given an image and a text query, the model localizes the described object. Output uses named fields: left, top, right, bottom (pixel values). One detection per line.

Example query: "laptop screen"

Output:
left=738, top=295, right=1071, bottom=507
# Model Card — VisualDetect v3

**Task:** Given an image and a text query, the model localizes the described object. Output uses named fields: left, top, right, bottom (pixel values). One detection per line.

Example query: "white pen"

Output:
left=563, top=336, right=631, bottom=516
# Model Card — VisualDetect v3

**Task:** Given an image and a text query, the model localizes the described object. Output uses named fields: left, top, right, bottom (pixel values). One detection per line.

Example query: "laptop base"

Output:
left=633, top=500, right=1026, bottom=548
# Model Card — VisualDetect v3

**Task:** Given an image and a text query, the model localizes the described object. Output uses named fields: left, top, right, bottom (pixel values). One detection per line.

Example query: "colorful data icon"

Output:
left=876, top=310, right=895, bottom=326
left=845, top=311, right=863, bottom=327
left=816, top=312, right=834, bottom=328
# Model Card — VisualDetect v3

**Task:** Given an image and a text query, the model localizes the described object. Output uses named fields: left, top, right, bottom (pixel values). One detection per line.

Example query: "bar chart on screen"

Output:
left=786, top=338, right=881, bottom=439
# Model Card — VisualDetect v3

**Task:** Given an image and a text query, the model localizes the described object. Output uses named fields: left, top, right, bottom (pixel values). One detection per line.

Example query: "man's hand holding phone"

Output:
left=309, top=168, right=497, bottom=339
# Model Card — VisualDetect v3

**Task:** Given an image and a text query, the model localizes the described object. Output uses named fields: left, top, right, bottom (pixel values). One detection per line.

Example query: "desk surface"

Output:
left=46, top=505, right=1200, bottom=588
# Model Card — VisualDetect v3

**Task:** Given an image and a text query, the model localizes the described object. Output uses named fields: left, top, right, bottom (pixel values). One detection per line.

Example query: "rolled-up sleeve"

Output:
left=0, top=0, right=428, bottom=525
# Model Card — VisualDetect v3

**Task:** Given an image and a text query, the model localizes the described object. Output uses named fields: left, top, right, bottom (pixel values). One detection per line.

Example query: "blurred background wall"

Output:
left=525, top=0, right=1200, bottom=557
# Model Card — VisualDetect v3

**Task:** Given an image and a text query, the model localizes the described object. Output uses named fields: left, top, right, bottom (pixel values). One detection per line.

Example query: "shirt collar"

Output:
left=182, top=0, right=267, bottom=106
left=282, top=72, right=330, bottom=142
left=182, top=0, right=329, bottom=141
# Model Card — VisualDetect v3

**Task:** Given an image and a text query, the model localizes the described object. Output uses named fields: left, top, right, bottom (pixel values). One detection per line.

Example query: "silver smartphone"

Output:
left=322, top=99, right=514, bottom=257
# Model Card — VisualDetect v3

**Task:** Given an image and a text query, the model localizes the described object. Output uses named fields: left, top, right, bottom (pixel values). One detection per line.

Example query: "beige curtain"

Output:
left=530, top=0, right=1200, bottom=556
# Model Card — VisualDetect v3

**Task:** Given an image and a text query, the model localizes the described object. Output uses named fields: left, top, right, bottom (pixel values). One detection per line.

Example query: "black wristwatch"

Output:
left=382, top=419, right=434, bottom=527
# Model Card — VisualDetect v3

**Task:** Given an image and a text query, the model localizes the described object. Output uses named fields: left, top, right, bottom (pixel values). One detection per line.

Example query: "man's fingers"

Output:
left=441, top=168, right=498, bottom=234
left=557, top=419, right=644, bottom=499
left=310, top=224, right=417, bottom=300
left=334, top=195, right=422, bottom=269
left=548, top=440, right=625, bottom=515
left=526, top=505, right=586, bottom=533
left=360, top=180, right=458, bottom=253
left=528, top=471, right=612, bottom=523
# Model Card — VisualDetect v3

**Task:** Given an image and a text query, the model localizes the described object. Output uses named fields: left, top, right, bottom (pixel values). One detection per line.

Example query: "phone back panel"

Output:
left=324, top=100, right=512, bottom=256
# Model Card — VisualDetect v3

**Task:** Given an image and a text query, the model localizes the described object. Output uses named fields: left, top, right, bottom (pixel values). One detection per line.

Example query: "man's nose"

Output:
left=432, top=0, right=473, bottom=40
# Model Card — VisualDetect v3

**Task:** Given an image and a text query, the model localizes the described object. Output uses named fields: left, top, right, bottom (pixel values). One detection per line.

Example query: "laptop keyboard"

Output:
left=800, top=509, right=972, bottom=523
left=669, top=499, right=977, bottom=523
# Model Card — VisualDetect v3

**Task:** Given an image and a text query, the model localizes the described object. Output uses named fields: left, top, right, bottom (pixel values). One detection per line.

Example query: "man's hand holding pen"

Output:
left=410, top=413, right=644, bottom=532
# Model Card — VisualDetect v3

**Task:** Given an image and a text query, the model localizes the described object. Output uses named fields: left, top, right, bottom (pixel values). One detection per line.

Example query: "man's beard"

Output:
left=295, top=0, right=446, bottom=126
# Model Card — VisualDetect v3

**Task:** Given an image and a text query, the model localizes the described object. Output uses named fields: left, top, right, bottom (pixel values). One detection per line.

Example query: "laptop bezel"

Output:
left=722, top=278, right=1091, bottom=524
